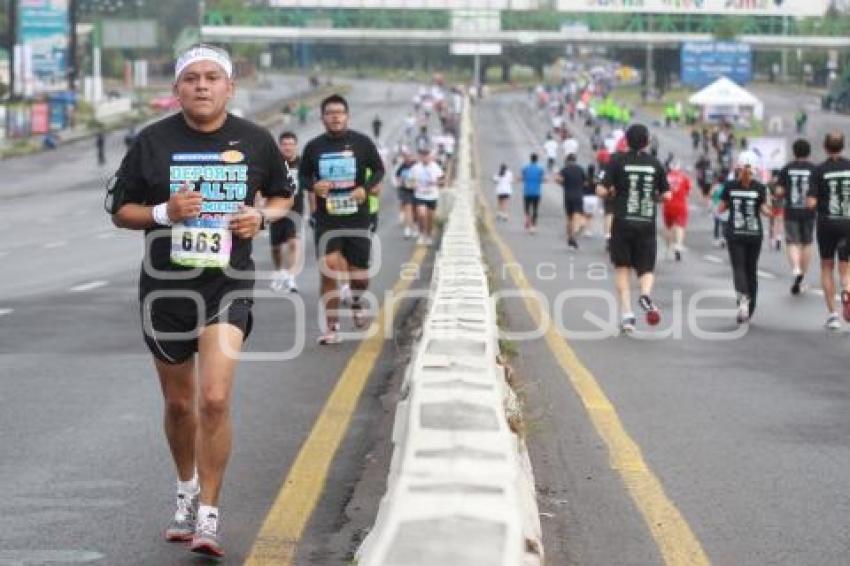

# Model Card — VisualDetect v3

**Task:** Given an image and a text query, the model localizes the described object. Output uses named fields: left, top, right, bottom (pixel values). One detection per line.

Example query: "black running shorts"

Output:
left=816, top=221, right=850, bottom=261
left=269, top=192, right=305, bottom=247
left=785, top=215, right=815, bottom=245
left=564, top=195, right=584, bottom=216
left=610, top=223, right=657, bottom=276
left=314, top=225, right=372, bottom=269
left=142, top=296, right=253, bottom=365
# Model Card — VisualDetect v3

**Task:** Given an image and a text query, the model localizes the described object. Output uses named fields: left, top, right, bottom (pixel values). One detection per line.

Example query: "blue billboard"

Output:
left=681, top=42, right=752, bottom=87
left=17, top=0, right=69, bottom=93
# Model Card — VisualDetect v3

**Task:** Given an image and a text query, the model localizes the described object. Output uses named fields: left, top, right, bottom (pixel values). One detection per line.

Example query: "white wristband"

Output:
left=152, top=203, right=173, bottom=226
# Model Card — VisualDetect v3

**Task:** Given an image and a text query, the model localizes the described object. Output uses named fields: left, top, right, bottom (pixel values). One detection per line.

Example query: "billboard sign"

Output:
left=557, top=0, right=828, bottom=17
left=450, top=42, right=503, bottom=56
left=102, top=20, right=157, bottom=49
left=681, top=42, right=752, bottom=87
left=270, top=0, right=538, bottom=8
left=17, top=0, right=69, bottom=93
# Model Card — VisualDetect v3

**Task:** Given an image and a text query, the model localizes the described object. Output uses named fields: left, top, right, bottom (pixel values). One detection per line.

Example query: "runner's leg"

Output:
left=195, top=323, right=243, bottom=507
left=821, top=259, right=836, bottom=314
left=156, top=358, right=197, bottom=482
left=320, top=251, right=345, bottom=328
left=615, top=267, right=632, bottom=316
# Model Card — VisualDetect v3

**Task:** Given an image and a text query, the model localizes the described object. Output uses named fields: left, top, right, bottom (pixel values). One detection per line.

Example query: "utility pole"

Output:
left=68, top=0, right=77, bottom=92
left=8, top=0, right=17, bottom=100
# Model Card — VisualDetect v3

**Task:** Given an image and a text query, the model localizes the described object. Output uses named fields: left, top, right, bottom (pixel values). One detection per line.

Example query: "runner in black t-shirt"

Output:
left=596, top=124, right=670, bottom=333
left=695, top=153, right=714, bottom=204
left=301, top=94, right=385, bottom=344
left=776, top=139, right=816, bottom=295
left=268, top=131, right=304, bottom=293
left=806, top=132, right=850, bottom=330
left=556, top=153, right=586, bottom=250
left=111, top=45, right=292, bottom=558
left=718, top=151, right=770, bottom=324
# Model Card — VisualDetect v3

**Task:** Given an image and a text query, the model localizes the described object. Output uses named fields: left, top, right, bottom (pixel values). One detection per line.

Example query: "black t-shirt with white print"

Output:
left=116, top=112, right=292, bottom=303
left=599, top=150, right=670, bottom=232
left=809, top=156, right=850, bottom=226
left=777, top=160, right=815, bottom=220
left=720, top=179, right=767, bottom=240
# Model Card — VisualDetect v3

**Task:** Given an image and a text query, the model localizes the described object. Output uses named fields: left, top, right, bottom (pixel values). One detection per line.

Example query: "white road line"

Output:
left=758, top=270, right=776, bottom=280
left=702, top=254, right=723, bottom=264
left=43, top=240, right=68, bottom=249
left=70, top=280, right=108, bottom=293
left=0, top=308, right=13, bottom=317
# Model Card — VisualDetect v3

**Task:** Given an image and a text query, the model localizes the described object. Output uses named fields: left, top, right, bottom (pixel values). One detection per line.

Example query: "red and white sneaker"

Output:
left=317, top=322, right=342, bottom=345
left=190, top=512, right=223, bottom=558
left=639, top=295, right=661, bottom=326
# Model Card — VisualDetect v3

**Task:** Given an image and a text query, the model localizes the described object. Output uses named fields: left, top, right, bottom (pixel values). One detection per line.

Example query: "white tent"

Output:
left=688, top=76, right=764, bottom=124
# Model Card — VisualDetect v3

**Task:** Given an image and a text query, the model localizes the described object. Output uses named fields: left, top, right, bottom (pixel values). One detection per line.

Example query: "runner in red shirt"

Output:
left=663, top=162, right=692, bottom=261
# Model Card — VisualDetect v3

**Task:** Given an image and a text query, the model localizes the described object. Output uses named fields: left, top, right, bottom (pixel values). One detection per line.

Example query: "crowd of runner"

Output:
left=494, top=79, right=850, bottom=333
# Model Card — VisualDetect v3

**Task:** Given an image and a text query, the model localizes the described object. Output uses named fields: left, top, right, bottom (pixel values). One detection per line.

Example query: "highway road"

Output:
left=475, top=87, right=850, bottom=565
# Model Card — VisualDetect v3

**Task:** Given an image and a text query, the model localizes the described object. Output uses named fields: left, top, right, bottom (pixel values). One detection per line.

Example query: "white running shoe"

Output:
left=416, top=235, right=428, bottom=246
left=620, top=314, right=636, bottom=334
left=403, top=226, right=412, bottom=239
left=270, top=270, right=288, bottom=293
left=825, top=313, right=841, bottom=332
left=190, top=512, right=223, bottom=558
left=286, top=276, right=298, bottom=293
left=736, top=297, right=750, bottom=325
left=165, top=492, right=198, bottom=542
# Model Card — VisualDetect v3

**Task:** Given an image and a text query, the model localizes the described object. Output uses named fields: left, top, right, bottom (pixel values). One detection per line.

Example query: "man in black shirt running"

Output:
left=807, top=132, right=850, bottom=331
left=556, top=153, right=586, bottom=250
left=777, top=138, right=816, bottom=296
left=597, top=124, right=670, bottom=333
left=301, top=94, right=385, bottom=344
left=111, top=44, right=293, bottom=557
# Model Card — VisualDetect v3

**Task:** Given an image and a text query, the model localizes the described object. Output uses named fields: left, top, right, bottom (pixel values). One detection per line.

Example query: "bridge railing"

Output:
left=204, top=7, right=850, bottom=37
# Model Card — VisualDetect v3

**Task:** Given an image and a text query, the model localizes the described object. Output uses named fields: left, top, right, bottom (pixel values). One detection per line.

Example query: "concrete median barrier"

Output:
left=356, top=96, right=543, bottom=566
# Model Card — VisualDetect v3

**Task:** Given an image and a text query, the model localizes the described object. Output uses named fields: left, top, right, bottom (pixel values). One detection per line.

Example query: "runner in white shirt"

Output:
left=410, top=148, right=444, bottom=246
left=544, top=134, right=559, bottom=172
left=563, top=136, right=579, bottom=158
left=493, top=163, right=514, bottom=221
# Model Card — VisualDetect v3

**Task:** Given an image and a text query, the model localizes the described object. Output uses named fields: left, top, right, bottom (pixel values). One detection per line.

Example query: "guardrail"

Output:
left=355, top=98, right=544, bottom=566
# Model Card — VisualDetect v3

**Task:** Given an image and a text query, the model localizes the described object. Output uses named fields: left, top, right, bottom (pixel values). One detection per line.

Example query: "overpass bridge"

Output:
left=202, top=25, right=850, bottom=50
left=201, top=7, right=850, bottom=51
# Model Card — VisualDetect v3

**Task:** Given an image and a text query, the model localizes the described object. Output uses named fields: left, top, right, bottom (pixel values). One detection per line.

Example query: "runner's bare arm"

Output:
left=260, top=195, right=293, bottom=224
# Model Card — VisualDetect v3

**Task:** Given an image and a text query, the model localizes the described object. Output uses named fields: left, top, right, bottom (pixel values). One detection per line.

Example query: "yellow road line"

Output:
left=472, top=123, right=710, bottom=566
left=245, top=246, right=428, bottom=565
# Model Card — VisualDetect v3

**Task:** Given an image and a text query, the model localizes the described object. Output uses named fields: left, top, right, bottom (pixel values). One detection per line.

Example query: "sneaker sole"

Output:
left=165, top=531, right=193, bottom=543
left=190, top=539, right=224, bottom=558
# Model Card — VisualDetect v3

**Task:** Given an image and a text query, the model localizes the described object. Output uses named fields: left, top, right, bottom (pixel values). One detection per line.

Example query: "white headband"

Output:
left=175, top=46, right=233, bottom=80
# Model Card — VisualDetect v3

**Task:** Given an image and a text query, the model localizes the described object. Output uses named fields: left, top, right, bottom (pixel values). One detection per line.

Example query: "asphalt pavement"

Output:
left=475, top=89, right=850, bottom=565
